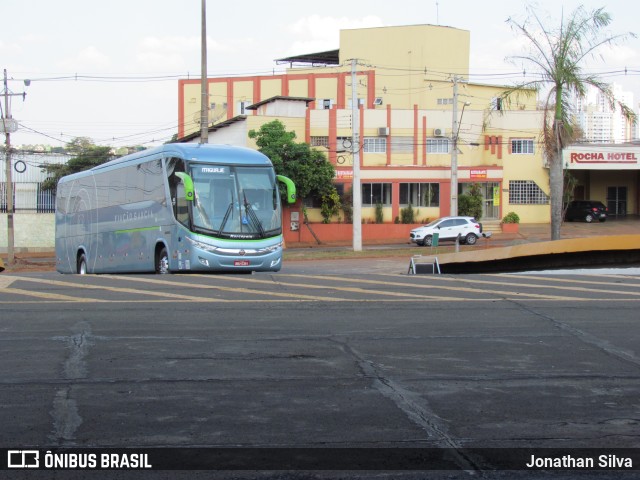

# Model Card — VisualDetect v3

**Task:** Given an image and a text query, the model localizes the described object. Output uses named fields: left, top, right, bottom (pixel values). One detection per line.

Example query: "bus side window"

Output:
left=167, top=157, right=188, bottom=226
left=175, top=183, right=189, bottom=226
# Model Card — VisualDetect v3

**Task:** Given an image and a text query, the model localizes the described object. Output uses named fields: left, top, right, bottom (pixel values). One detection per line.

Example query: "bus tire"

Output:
left=156, top=247, right=170, bottom=274
left=77, top=253, right=88, bottom=275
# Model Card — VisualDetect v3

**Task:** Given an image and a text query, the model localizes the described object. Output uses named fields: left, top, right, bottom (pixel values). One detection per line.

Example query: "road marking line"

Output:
left=470, top=274, right=640, bottom=298
left=491, top=273, right=640, bottom=294
left=2, top=275, right=227, bottom=303
left=204, top=274, right=462, bottom=301
left=104, top=275, right=346, bottom=302
left=0, top=277, right=17, bottom=288
left=0, top=287, right=104, bottom=302
left=279, top=273, right=581, bottom=301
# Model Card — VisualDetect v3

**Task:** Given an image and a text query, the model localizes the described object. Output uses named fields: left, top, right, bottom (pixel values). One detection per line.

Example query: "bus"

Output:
left=55, top=143, right=296, bottom=274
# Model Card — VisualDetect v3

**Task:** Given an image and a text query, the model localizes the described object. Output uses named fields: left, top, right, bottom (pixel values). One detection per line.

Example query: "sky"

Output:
left=2, top=0, right=639, bottom=149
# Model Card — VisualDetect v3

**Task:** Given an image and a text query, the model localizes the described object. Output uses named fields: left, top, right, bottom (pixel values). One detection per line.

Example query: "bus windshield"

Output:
left=189, top=164, right=281, bottom=239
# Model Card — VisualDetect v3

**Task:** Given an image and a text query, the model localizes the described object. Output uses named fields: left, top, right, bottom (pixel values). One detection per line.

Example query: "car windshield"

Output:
left=189, top=164, right=281, bottom=239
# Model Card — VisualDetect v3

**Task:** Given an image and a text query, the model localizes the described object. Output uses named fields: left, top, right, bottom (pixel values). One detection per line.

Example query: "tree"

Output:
left=41, top=137, right=114, bottom=192
left=248, top=120, right=338, bottom=210
left=503, top=5, right=636, bottom=240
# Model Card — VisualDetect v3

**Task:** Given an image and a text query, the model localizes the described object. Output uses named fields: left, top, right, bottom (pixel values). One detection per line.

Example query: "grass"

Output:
left=282, top=244, right=472, bottom=261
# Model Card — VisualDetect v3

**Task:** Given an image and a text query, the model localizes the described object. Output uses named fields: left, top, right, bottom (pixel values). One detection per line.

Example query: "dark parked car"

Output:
left=565, top=200, right=608, bottom=223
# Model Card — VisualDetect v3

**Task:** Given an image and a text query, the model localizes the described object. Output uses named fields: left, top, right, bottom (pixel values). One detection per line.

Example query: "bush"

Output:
left=320, top=188, right=342, bottom=224
left=458, top=183, right=483, bottom=220
left=502, top=212, right=520, bottom=224
left=400, top=204, right=416, bottom=224
left=374, top=203, right=384, bottom=224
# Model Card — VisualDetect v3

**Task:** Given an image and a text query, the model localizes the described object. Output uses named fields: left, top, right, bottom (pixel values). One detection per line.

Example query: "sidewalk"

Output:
left=286, top=217, right=640, bottom=252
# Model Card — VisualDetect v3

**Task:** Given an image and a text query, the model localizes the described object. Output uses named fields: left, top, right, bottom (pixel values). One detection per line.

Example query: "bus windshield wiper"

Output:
left=243, top=193, right=265, bottom=238
left=217, top=202, right=234, bottom=236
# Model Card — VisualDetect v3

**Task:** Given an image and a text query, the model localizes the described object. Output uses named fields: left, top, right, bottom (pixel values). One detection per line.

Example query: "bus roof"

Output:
left=59, top=143, right=273, bottom=183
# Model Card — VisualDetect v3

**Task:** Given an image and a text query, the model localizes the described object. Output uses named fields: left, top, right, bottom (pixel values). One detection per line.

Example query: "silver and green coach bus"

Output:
left=55, top=143, right=295, bottom=274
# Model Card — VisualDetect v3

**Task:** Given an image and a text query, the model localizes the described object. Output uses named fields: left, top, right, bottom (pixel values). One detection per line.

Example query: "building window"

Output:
left=391, top=136, right=414, bottom=153
left=362, top=183, right=392, bottom=206
left=318, top=99, right=334, bottom=110
left=437, top=98, right=453, bottom=105
left=511, top=139, right=535, bottom=154
left=509, top=180, right=549, bottom=205
left=347, top=98, right=366, bottom=108
left=310, top=136, right=329, bottom=148
left=399, top=183, right=440, bottom=207
left=426, top=138, right=450, bottom=153
left=237, top=100, right=252, bottom=115
left=363, top=137, right=387, bottom=153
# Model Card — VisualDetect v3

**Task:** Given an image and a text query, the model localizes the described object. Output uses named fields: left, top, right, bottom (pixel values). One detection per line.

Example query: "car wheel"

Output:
left=585, top=213, right=594, bottom=223
left=424, top=235, right=433, bottom=247
left=465, top=233, right=478, bottom=245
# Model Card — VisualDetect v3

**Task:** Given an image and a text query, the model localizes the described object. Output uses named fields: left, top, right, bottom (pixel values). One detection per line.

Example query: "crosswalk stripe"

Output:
left=204, top=274, right=462, bottom=301
left=279, top=273, right=582, bottom=301
left=104, top=275, right=346, bottom=302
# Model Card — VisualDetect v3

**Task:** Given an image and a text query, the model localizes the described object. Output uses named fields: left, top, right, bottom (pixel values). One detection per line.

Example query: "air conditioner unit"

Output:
left=433, top=127, right=447, bottom=137
left=378, top=127, right=389, bottom=136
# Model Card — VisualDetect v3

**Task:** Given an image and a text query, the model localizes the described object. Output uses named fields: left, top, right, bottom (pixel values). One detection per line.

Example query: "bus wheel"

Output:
left=156, top=247, right=170, bottom=274
left=77, top=253, right=88, bottom=275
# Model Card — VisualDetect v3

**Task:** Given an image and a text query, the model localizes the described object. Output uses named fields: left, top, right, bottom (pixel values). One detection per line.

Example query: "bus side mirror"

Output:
left=277, top=175, right=296, bottom=204
left=175, top=172, right=195, bottom=201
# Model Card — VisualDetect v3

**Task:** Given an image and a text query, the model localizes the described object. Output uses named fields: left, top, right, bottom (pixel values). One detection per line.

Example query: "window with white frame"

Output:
left=399, top=183, right=440, bottom=207
left=318, top=99, right=334, bottom=110
left=511, top=138, right=535, bottom=154
left=426, top=138, right=450, bottom=153
left=509, top=180, right=549, bottom=204
left=310, top=136, right=329, bottom=148
left=236, top=100, right=253, bottom=115
left=391, top=137, right=414, bottom=153
left=347, top=98, right=366, bottom=108
left=363, top=137, right=387, bottom=153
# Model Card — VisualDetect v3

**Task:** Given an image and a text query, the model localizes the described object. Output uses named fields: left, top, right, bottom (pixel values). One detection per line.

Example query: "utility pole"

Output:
left=450, top=75, right=460, bottom=217
left=350, top=59, right=362, bottom=251
left=2, top=69, right=26, bottom=265
left=450, top=75, right=470, bottom=217
left=199, top=0, right=209, bottom=144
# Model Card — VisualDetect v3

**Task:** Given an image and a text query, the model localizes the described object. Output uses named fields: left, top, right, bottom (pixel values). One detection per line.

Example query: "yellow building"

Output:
left=178, top=24, right=556, bottom=225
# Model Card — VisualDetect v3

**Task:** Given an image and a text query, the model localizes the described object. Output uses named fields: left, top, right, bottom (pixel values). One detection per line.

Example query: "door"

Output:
left=461, top=182, right=499, bottom=219
left=607, top=186, right=627, bottom=217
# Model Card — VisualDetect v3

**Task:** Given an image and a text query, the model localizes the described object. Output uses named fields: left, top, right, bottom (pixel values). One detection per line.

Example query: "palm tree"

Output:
left=503, top=5, right=636, bottom=240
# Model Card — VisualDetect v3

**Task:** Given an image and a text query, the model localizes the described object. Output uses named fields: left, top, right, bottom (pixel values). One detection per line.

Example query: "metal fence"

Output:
left=1, top=152, right=70, bottom=212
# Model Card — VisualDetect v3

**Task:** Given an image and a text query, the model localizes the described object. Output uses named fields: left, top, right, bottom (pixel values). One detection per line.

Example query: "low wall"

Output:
left=0, top=213, right=419, bottom=252
left=0, top=213, right=55, bottom=253
left=284, top=223, right=421, bottom=246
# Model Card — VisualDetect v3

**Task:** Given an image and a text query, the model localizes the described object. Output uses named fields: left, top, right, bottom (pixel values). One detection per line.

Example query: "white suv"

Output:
left=410, top=216, right=482, bottom=246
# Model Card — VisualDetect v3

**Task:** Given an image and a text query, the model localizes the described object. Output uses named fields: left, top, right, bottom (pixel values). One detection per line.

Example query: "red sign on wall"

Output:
left=470, top=169, right=487, bottom=179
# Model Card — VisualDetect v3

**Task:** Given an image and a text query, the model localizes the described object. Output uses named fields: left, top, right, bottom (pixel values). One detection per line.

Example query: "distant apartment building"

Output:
left=574, top=83, right=635, bottom=144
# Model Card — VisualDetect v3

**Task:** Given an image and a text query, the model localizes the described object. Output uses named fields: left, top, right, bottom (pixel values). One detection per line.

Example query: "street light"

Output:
left=450, top=100, right=471, bottom=217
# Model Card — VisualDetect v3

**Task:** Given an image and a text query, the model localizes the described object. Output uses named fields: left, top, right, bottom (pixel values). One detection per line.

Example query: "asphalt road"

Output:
left=1, top=260, right=640, bottom=479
